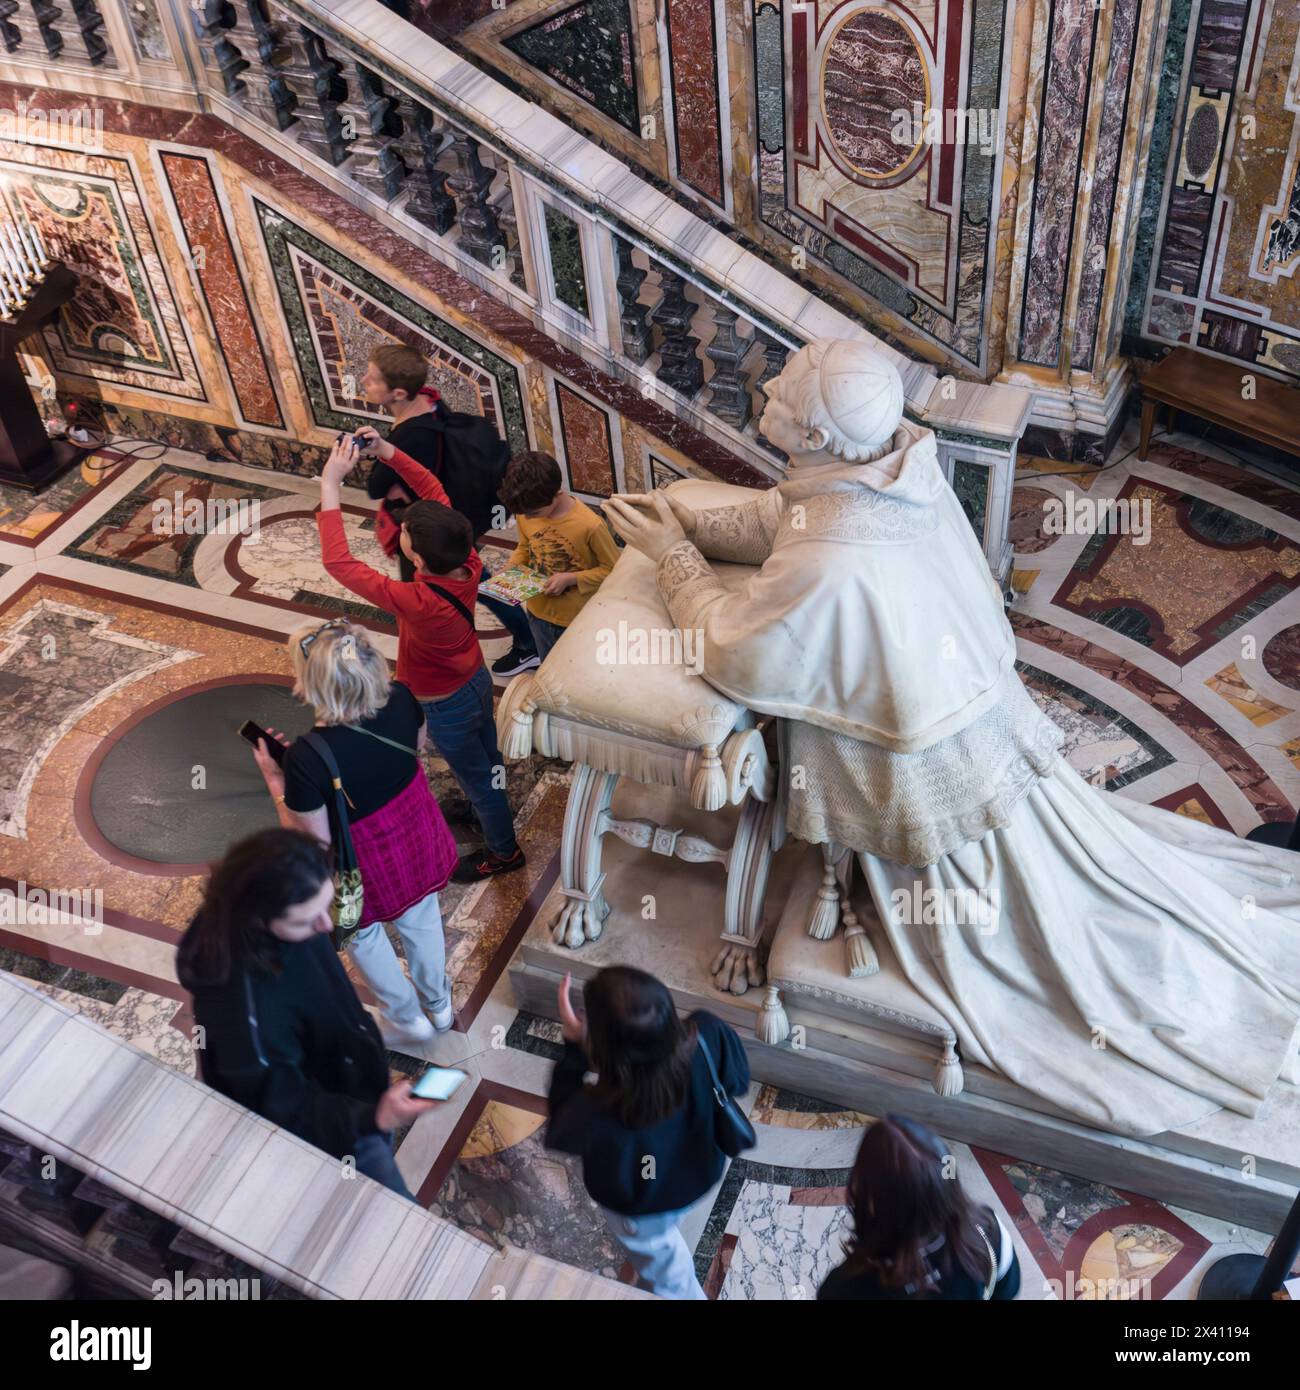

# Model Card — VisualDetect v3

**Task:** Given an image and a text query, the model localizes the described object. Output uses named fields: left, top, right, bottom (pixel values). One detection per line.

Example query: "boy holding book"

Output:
left=316, top=428, right=525, bottom=884
left=498, top=451, right=621, bottom=661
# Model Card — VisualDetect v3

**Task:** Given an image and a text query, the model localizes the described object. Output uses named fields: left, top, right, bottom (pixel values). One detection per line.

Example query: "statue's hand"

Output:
left=611, top=491, right=696, bottom=537
left=605, top=492, right=689, bottom=563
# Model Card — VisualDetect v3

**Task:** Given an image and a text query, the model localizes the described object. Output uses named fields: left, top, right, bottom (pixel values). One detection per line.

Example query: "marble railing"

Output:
left=0, top=973, right=649, bottom=1300
left=0, top=0, right=115, bottom=66
left=3, top=0, right=1031, bottom=580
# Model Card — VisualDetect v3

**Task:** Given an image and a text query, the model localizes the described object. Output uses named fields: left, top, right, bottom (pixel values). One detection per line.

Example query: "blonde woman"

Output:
left=251, top=618, right=459, bottom=1047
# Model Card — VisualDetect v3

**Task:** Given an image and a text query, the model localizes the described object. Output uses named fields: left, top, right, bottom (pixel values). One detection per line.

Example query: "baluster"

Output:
left=650, top=267, right=704, bottom=396
left=444, top=132, right=503, bottom=268
left=393, top=98, right=457, bottom=234
left=704, top=303, right=753, bottom=429
left=240, top=0, right=297, bottom=132
left=194, top=0, right=250, bottom=101
left=0, top=1, right=22, bottom=51
left=495, top=198, right=526, bottom=290
left=614, top=237, right=652, bottom=364
left=67, top=0, right=108, bottom=63
left=345, top=65, right=406, bottom=200
left=30, top=0, right=63, bottom=58
left=755, top=332, right=788, bottom=395
left=269, top=16, right=351, bottom=166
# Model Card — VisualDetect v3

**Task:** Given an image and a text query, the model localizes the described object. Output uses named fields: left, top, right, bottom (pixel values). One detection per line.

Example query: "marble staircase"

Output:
left=0, top=972, right=648, bottom=1300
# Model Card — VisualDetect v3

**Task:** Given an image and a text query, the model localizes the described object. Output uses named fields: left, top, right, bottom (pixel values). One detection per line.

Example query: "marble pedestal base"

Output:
left=509, top=788, right=1300, bottom=1230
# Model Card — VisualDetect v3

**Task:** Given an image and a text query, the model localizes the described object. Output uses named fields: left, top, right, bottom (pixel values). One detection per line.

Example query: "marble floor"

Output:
left=2, top=418, right=1298, bottom=1299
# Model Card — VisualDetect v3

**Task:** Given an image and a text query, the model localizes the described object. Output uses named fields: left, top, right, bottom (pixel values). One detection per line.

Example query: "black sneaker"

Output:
left=451, top=846, right=526, bottom=883
left=491, top=646, right=540, bottom=677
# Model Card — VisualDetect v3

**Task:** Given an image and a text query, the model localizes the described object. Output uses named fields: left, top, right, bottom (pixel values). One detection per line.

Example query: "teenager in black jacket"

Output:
left=176, top=829, right=436, bottom=1199
left=546, top=966, right=751, bottom=1299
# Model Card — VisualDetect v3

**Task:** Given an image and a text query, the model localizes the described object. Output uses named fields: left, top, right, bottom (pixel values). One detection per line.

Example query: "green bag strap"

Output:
left=343, top=723, right=420, bottom=757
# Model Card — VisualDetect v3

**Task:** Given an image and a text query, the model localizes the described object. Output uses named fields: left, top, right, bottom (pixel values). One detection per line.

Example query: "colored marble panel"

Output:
left=254, top=200, right=529, bottom=449
left=1189, top=0, right=1249, bottom=93
left=1154, top=187, right=1213, bottom=293
left=124, top=0, right=169, bottom=60
left=951, top=458, right=988, bottom=543
left=503, top=0, right=639, bottom=134
left=1018, top=0, right=1099, bottom=367
left=821, top=9, right=928, bottom=179
left=1071, top=0, right=1142, bottom=372
left=158, top=153, right=284, bottom=430
left=1052, top=477, right=1300, bottom=664
left=1262, top=624, right=1300, bottom=692
left=0, top=149, right=204, bottom=401
left=1198, top=307, right=1263, bottom=361
left=542, top=203, right=590, bottom=317
left=1204, top=662, right=1291, bottom=726
left=665, top=0, right=725, bottom=203
left=555, top=381, right=616, bottom=496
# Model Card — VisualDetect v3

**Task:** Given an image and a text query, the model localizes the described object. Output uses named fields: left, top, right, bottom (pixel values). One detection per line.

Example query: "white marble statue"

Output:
left=605, top=338, right=1300, bottom=1140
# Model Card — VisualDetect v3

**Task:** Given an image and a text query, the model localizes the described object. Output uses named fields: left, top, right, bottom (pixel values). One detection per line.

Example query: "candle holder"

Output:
left=0, top=259, right=90, bottom=490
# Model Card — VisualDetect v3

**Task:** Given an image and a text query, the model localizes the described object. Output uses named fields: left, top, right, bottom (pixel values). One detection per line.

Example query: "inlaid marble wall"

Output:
left=1126, top=0, right=1300, bottom=383
left=2, top=85, right=762, bottom=492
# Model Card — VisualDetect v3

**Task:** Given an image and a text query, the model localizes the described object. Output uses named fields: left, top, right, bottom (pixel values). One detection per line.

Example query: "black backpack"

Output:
left=368, top=403, right=509, bottom=539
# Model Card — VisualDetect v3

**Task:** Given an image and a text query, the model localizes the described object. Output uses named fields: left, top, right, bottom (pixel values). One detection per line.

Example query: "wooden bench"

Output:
left=1138, top=346, right=1300, bottom=463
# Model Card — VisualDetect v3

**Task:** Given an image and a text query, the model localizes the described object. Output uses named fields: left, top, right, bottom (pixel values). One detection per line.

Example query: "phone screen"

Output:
left=238, top=720, right=286, bottom=766
left=410, top=1066, right=468, bottom=1102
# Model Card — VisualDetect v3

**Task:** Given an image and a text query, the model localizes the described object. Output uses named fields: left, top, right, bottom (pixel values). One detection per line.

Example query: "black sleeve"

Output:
left=697, top=1012, right=750, bottom=1097
left=365, top=457, right=402, bottom=500
left=992, top=1248, right=1021, bottom=1301
left=389, top=682, right=423, bottom=742
left=282, top=739, right=326, bottom=814
left=545, top=1041, right=592, bottom=1155
left=194, top=981, right=378, bottom=1157
left=258, top=1058, right=381, bottom=1157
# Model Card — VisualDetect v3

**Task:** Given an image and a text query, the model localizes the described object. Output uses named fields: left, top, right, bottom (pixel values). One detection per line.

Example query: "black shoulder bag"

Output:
left=301, top=732, right=365, bottom=951
left=697, top=1030, right=756, bottom=1158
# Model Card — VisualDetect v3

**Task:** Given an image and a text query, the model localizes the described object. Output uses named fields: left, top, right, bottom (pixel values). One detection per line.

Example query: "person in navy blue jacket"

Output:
left=545, top=966, right=751, bottom=1299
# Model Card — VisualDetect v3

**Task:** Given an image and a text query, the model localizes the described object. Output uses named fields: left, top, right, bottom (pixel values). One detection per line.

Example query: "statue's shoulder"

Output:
left=776, top=486, right=940, bottom=546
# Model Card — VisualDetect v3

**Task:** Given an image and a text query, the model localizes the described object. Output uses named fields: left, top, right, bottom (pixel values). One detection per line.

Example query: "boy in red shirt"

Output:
left=317, top=430, right=524, bottom=882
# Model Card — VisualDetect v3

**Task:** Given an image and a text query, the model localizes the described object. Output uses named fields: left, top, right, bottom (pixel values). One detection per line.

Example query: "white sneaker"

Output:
left=430, top=1003, right=455, bottom=1033
left=380, top=1015, right=436, bottom=1049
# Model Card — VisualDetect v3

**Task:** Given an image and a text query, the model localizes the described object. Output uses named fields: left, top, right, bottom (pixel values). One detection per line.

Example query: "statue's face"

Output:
left=758, top=374, right=811, bottom=456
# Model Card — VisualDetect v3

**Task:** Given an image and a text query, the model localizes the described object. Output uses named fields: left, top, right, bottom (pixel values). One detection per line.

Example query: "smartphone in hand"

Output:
left=410, top=1066, right=468, bottom=1102
left=238, top=720, right=286, bottom=766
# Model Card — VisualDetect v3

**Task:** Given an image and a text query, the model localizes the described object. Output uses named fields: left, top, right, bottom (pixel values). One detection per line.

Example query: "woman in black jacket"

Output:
left=546, top=966, right=751, bottom=1299
left=176, top=829, right=436, bottom=1199
left=818, top=1114, right=1021, bottom=1300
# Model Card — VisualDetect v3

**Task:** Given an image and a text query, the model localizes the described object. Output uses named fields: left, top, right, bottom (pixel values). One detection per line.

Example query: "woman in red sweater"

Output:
left=316, top=432, right=523, bottom=883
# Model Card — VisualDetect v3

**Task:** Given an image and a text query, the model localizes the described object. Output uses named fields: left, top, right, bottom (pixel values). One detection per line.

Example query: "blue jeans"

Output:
left=421, top=665, right=518, bottom=858
left=526, top=612, right=567, bottom=663
left=353, top=1131, right=417, bottom=1202
left=479, top=590, right=537, bottom=654
left=598, top=1204, right=707, bottom=1300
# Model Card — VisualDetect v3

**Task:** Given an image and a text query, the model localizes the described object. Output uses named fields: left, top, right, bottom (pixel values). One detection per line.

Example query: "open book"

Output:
left=479, top=564, right=547, bottom=606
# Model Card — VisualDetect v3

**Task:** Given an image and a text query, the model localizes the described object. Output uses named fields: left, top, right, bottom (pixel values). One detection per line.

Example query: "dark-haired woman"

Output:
left=176, top=829, right=437, bottom=1199
left=545, top=966, right=752, bottom=1299
left=818, top=1114, right=1020, bottom=1300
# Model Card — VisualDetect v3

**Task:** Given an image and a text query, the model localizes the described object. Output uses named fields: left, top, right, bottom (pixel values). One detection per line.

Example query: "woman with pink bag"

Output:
left=252, top=618, right=460, bottom=1048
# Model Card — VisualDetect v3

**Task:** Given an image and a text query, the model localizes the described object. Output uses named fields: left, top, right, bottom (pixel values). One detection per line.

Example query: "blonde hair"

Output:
left=290, top=620, right=391, bottom=725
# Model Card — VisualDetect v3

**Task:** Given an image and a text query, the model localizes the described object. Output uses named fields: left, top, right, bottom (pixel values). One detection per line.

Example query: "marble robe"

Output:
left=653, top=423, right=1300, bottom=1137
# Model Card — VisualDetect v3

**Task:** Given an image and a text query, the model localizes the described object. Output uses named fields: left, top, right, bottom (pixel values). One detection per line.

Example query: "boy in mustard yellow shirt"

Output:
left=499, top=451, right=620, bottom=661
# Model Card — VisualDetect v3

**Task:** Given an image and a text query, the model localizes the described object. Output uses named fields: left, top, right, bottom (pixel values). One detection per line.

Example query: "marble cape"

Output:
left=653, top=423, right=1300, bottom=1137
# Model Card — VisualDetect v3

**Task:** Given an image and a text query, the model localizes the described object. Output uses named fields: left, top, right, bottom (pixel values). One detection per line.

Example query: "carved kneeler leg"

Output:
left=711, top=793, right=776, bottom=996
left=552, top=764, right=618, bottom=949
